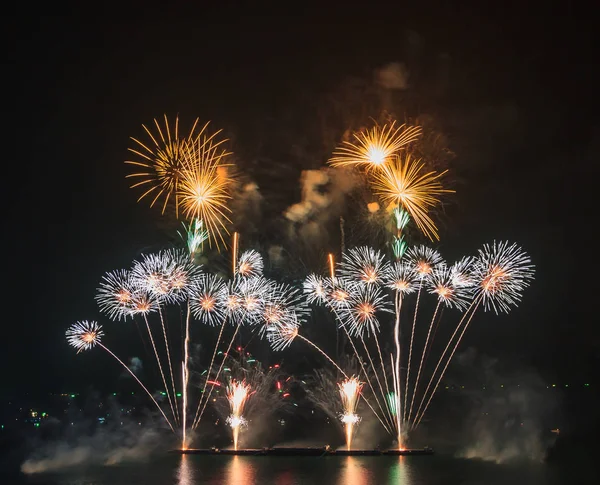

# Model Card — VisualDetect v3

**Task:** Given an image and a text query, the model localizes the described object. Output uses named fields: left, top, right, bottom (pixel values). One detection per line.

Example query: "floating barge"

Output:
left=172, top=447, right=433, bottom=456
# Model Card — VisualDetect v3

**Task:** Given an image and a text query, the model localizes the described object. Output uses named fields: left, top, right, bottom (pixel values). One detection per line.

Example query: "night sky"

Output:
left=4, top=5, right=598, bottom=399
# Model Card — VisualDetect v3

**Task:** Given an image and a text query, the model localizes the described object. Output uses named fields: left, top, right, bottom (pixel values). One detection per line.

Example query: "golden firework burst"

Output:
left=371, top=153, right=453, bottom=241
left=329, top=122, right=422, bottom=170
left=125, top=115, right=228, bottom=216
left=178, top=135, right=233, bottom=249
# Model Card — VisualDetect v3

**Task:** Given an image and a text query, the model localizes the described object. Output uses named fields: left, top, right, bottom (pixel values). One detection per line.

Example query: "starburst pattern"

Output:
left=473, top=241, right=535, bottom=313
left=236, top=250, right=264, bottom=279
left=383, top=261, right=418, bottom=294
left=340, top=285, right=391, bottom=337
left=126, top=116, right=227, bottom=216
left=96, top=270, right=135, bottom=321
left=66, top=321, right=104, bottom=352
left=189, top=274, right=228, bottom=326
left=329, top=122, right=422, bottom=170
left=178, top=136, right=233, bottom=249
left=303, top=274, right=327, bottom=305
left=371, top=153, right=453, bottom=241
left=405, top=245, right=445, bottom=279
left=427, top=266, right=472, bottom=310
left=339, top=246, right=389, bottom=286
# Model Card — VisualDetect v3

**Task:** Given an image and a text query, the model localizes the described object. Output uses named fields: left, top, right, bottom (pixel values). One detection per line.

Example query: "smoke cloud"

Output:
left=448, top=350, right=558, bottom=464
left=284, top=168, right=358, bottom=247
left=376, top=62, right=409, bottom=90
left=21, top=425, right=164, bottom=474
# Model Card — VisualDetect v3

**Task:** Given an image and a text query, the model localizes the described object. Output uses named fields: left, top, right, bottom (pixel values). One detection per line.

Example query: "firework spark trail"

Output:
left=339, top=377, right=363, bottom=450
left=393, top=291, right=403, bottom=447
left=142, top=314, right=178, bottom=425
left=373, top=331, right=392, bottom=403
left=407, top=300, right=441, bottom=423
left=191, top=316, right=228, bottom=429
left=226, top=380, right=251, bottom=450
left=328, top=306, right=393, bottom=435
left=97, top=343, right=175, bottom=432
left=182, top=302, right=191, bottom=449
left=194, top=323, right=241, bottom=429
left=360, top=335, right=395, bottom=429
left=296, top=334, right=348, bottom=378
left=414, top=298, right=481, bottom=428
left=232, top=232, right=239, bottom=275
left=158, top=305, right=180, bottom=424
left=403, top=280, right=423, bottom=423
left=412, top=297, right=480, bottom=428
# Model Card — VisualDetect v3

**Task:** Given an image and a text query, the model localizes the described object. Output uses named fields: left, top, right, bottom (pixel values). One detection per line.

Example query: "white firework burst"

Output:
left=96, top=269, right=135, bottom=321
left=427, top=266, right=472, bottom=310
left=236, top=250, right=264, bottom=279
left=303, top=274, right=328, bottom=305
left=405, top=245, right=445, bottom=280
left=473, top=241, right=535, bottom=313
left=382, top=261, right=418, bottom=294
left=189, top=274, right=228, bottom=326
left=66, top=321, right=104, bottom=352
left=339, top=246, right=389, bottom=286
left=339, top=285, right=391, bottom=338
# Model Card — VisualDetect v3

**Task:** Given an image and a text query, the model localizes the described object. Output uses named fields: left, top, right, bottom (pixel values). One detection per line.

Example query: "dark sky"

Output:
left=4, top=4, right=598, bottom=398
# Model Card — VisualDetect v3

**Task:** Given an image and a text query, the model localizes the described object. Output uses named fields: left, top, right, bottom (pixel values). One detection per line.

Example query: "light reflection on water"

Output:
left=225, top=456, right=256, bottom=485
left=176, top=455, right=194, bottom=485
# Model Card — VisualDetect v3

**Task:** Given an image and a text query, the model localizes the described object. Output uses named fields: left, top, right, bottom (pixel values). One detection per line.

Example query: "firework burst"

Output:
left=266, top=318, right=300, bottom=351
left=66, top=321, right=104, bottom=352
left=96, top=270, right=135, bottom=321
left=339, top=246, right=389, bottom=286
left=303, top=274, right=328, bottom=305
left=383, top=261, right=418, bottom=294
left=189, top=274, right=228, bottom=326
left=226, top=380, right=252, bottom=450
left=178, top=136, right=233, bottom=249
left=125, top=116, right=227, bottom=216
left=473, top=241, right=535, bottom=313
left=405, top=245, right=445, bottom=279
left=236, top=250, right=264, bottom=279
left=427, top=266, right=472, bottom=310
left=329, top=122, right=422, bottom=170
left=371, top=153, right=453, bottom=241
left=340, top=285, right=391, bottom=338
left=338, top=377, right=364, bottom=450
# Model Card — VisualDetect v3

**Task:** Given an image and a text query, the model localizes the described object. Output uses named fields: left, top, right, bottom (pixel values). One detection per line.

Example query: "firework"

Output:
left=230, top=276, right=273, bottom=325
left=236, top=250, right=264, bottom=279
left=339, top=246, right=389, bottom=286
left=329, top=122, right=422, bottom=170
left=383, top=261, right=418, bottom=293
left=473, top=241, right=535, bottom=313
left=338, top=377, right=363, bottom=450
left=267, top=318, right=300, bottom=351
left=178, top=135, right=233, bottom=249
left=178, top=218, right=209, bottom=259
left=66, top=321, right=175, bottom=432
left=128, top=290, right=160, bottom=316
left=371, top=153, right=453, bottom=241
left=130, top=249, right=202, bottom=304
left=226, top=380, right=251, bottom=450
left=427, top=266, right=472, bottom=310
left=303, top=273, right=327, bottom=305
left=96, top=270, right=135, bottom=321
left=126, top=116, right=227, bottom=216
left=66, top=321, right=104, bottom=352
left=189, top=274, right=228, bottom=326
left=405, top=245, right=445, bottom=279
left=449, top=256, right=476, bottom=288
left=340, top=285, right=390, bottom=338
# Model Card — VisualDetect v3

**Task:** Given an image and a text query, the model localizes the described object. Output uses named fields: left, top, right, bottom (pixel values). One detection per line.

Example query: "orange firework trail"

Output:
left=339, top=377, right=363, bottom=450
left=226, top=380, right=252, bottom=450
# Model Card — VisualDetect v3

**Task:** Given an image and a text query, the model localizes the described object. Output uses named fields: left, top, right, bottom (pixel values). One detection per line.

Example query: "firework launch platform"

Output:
left=173, top=447, right=434, bottom=456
